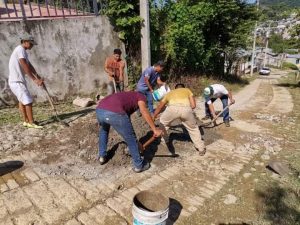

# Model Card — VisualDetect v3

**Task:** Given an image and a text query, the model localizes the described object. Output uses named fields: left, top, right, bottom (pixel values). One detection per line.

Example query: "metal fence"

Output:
left=0, top=0, right=107, bottom=20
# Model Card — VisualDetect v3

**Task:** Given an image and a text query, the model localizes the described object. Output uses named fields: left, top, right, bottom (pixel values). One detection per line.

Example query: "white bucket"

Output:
left=152, top=85, right=170, bottom=102
left=132, top=191, right=169, bottom=225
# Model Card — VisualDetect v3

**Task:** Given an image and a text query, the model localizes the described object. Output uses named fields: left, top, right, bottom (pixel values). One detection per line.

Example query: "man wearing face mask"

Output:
left=104, top=48, right=125, bottom=95
left=8, top=34, right=44, bottom=129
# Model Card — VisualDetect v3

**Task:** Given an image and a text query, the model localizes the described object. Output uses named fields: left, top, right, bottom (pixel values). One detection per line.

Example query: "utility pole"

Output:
left=140, top=0, right=151, bottom=71
left=263, top=23, right=271, bottom=68
left=250, top=0, right=259, bottom=76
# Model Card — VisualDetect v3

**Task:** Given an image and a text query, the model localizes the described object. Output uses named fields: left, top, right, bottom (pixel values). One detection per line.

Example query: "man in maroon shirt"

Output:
left=96, top=91, right=163, bottom=172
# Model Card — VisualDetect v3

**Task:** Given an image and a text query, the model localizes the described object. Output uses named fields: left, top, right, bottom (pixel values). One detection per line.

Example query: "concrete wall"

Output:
left=0, top=16, right=124, bottom=107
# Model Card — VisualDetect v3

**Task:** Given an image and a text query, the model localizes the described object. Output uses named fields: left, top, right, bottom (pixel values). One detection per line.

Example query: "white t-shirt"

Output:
left=205, top=84, right=229, bottom=104
left=8, top=45, right=29, bottom=84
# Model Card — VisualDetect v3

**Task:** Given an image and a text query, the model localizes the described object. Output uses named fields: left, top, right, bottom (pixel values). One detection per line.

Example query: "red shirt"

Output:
left=97, top=91, right=146, bottom=115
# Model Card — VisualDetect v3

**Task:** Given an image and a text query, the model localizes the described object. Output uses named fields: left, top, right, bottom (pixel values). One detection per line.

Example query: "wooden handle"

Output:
left=141, top=136, right=157, bottom=153
left=211, top=104, right=231, bottom=123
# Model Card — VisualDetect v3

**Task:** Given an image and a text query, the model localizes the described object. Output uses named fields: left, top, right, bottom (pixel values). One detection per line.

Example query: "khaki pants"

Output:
left=160, top=105, right=205, bottom=150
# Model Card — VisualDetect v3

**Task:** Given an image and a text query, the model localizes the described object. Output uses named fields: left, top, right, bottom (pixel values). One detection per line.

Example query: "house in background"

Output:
left=224, top=49, right=252, bottom=76
left=285, top=54, right=300, bottom=66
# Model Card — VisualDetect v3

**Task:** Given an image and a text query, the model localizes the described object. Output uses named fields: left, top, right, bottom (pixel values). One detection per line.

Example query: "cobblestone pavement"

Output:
left=0, top=71, right=294, bottom=225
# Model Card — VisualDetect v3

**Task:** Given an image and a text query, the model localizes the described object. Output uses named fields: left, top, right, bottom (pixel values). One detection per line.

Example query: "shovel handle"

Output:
left=140, top=136, right=157, bottom=153
left=33, top=73, right=58, bottom=115
left=211, top=104, right=231, bottom=123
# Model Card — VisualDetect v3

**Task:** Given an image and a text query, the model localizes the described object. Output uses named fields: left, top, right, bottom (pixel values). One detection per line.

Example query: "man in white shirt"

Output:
left=203, top=84, right=235, bottom=127
left=9, top=34, right=44, bottom=129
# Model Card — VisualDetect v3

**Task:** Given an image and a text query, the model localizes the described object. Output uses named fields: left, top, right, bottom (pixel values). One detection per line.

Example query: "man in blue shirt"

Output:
left=136, top=61, right=165, bottom=114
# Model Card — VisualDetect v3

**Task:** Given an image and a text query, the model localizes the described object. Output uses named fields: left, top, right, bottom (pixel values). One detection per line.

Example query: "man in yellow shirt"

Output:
left=153, top=84, right=205, bottom=155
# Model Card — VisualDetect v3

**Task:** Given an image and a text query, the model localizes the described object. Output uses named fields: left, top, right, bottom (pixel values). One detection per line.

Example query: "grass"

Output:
left=0, top=100, right=76, bottom=126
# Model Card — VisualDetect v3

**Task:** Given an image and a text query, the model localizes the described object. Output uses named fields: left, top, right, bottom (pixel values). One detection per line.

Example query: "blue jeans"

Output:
left=96, top=109, right=143, bottom=169
left=137, top=89, right=154, bottom=114
left=205, top=95, right=229, bottom=121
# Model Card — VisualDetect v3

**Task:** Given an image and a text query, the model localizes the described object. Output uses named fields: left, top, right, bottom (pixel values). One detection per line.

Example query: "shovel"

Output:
left=200, top=103, right=232, bottom=127
left=33, top=73, right=69, bottom=127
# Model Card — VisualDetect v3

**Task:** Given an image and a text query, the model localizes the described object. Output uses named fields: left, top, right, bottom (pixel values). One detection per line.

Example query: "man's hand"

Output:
left=153, top=128, right=163, bottom=137
left=230, top=99, right=235, bottom=105
left=212, top=113, right=218, bottom=121
left=34, top=78, right=44, bottom=86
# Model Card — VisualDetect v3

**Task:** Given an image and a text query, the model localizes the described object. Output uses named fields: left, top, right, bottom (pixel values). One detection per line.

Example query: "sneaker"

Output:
left=133, top=161, right=150, bottom=173
left=98, top=156, right=107, bottom=165
left=26, top=122, right=43, bottom=129
left=22, top=122, right=29, bottom=127
left=224, top=120, right=230, bottom=127
left=201, top=115, right=211, bottom=120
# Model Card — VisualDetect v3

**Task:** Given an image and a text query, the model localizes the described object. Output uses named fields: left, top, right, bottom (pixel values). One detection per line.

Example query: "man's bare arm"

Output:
left=19, top=59, right=43, bottom=86
left=189, top=96, right=196, bottom=109
left=208, top=103, right=216, bottom=118
left=153, top=101, right=166, bottom=120
left=138, top=100, right=162, bottom=137
left=104, top=59, right=114, bottom=77
left=227, top=91, right=235, bottom=104
left=119, top=61, right=125, bottom=81
left=144, top=77, right=153, bottom=92
left=29, top=62, right=37, bottom=75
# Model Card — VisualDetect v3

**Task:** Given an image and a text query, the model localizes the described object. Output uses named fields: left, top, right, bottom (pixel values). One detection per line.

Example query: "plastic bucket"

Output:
left=132, top=191, right=169, bottom=225
left=152, top=85, right=170, bottom=101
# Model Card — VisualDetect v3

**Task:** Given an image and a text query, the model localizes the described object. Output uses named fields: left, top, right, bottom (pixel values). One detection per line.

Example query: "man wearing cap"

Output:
left=96, top=91, right=163, bottom=172
left=136, top=61, right=165, bottom=114
left=202, top=84, right=235, bottom=127
left=153, top=84, right=206, bottom=155
left=8, top=34, right=44, bottom=129
left=104, top=49, right=125, bottom=95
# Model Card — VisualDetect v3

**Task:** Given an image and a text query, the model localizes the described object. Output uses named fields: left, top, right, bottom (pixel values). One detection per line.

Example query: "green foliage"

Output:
left=105, top=0, right=257, bottom=82
left=151, top=0, right=257, bottom=76
left=163, top=1, right=215, bottom=73
left=269, top=34, right=300, bottom=53
left=282, top=62, right=299, bottom=70
left=269, top=34, right=288, bottom=53
left=290, top=10, right=300, bottom=38
left=104, top=0, right=142, bottom=58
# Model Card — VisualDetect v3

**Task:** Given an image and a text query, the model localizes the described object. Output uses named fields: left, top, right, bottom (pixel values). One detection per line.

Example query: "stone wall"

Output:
left=0, top=16, right=124, bottom=107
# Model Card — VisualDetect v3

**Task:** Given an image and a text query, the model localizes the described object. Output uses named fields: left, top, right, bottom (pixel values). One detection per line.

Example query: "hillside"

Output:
left=260, top=0, right=300, bottom=7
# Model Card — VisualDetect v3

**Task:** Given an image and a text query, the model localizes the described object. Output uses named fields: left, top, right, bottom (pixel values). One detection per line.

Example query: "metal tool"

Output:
left=200, top=103, right=232, bottom=127
left=33, top=73, right=69, bottom=127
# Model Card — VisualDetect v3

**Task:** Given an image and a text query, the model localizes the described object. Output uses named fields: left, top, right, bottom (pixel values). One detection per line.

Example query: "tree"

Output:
left=104, top=0, right=142, bottom=57
left=151, top=0, right=257, bottom=76
left=105, top=0, right=257, bottom=83
left=269, top=34, right=288, bottom=53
